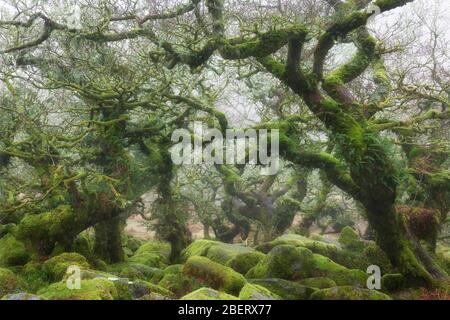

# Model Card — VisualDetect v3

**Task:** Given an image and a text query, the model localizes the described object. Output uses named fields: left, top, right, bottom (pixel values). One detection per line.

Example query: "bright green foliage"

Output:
left=238, top=283, right=281, bottom=300
left=310, top=286, right=392, bottom=300
left=183, top=256, right=247, bottom=295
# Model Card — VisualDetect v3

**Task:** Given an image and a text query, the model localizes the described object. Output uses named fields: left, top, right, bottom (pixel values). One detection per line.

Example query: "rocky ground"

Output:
left=0, top=226, right=449, bottom=300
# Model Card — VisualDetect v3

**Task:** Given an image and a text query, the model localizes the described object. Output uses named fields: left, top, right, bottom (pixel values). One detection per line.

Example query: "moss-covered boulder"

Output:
left=138, top=292, right=171, bottom=300
left=338, top=227, right=365, bottom=252
left=158, top=265, right=202, bottom=298
left=183, top=256, right=247, bottom=295
left=107, top=262, right=163, bottom=281
left=310, top=286, right=392, bottom=300
left=20, top=261, right=49, bottom=293
left=297, top=277, right=337, bottom=289
left=38, top=278, right=118, bottom=300
left=128, top=252, right=166, bottom=268
left=226, top=251, right=266, bottom=275
left=182, top=240, right=254, bottom=265
left=134, top=241, right=171, bottom=263
left=239, top=283, right=281, bottom=300
left=246, top=245, right=316, bottom=280
left=248, top=279, right=316, bottom=300
left=180, top=288, right=239, bottom=300
left=42, top=252, right=90, bottom=282
left=381, top=274, right=405, bottom=292
left=256, top=234, right=339, bottom=258
left=0, top=234, right=29, bottom=267
left=312, top=254, right=367, bottom=286
left=114, top=279, right=172, bottom=300
left=72, top=233, right=94, bottom=259
left=247, top=245, right=366, bottom=286
left=0, top=268, right=22, bottom=297
left=1, top=292, right=44, bottom=300
left=122, top=235, right=143, bottom=256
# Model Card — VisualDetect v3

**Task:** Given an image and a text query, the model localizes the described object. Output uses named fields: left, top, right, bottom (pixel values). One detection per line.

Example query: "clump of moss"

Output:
left=226, top=251, right=266, bottom=275
left=0, top=267, right=23, bottom=297
left=0, top=234, right=29, bottom=267
left=338, top=226, right=365, bottom=251
left=107, top=262, right=163, bottom=281
left=128, top=252, right=166, bottom=268
left=122, top=235, right=143, bottom=255
left=38, top=278, right=118, bottom=300
left=72, top=232, right=94, bottom=259
left=256, top=234, right=339, bottom=257
left=134, top=241, right=171, bottom=264
left=310, top=286, right=392, bottom=300
left=382, top=273, right=405, bottom=292
left=297, top=277, right=337, bottom=289
left=312, top=254, right=367, bottom=286
left=158, top=272, right=201, bottom=298
left=182, top=239, right=254, bottom=265
left=238, top=283, right=281, bottom=300
left=247, top=245, right=316, bottom=280
left=248, top=244, right=367, bottom=286
left=249, top=279, right=316, bottom=300
left=183, top=256, right=247, bottom=295
left=114, top=279, right=172, bottom=300
left=180, top=287, right=239, bottom=300
left=20, top=261, right=49, bottom=293
left=42, top=252, right=90, bottom=282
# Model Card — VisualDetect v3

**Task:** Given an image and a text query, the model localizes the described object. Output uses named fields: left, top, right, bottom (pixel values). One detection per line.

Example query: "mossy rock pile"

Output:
left=310, top=286, right=392, bottom=300
left=38, top=278, right=118, bottom=300
left=247, top=244, right=366, bottom=286
left=183, top=256, right=247, bottom=295
left=256, top=234, right=339, bottom=258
